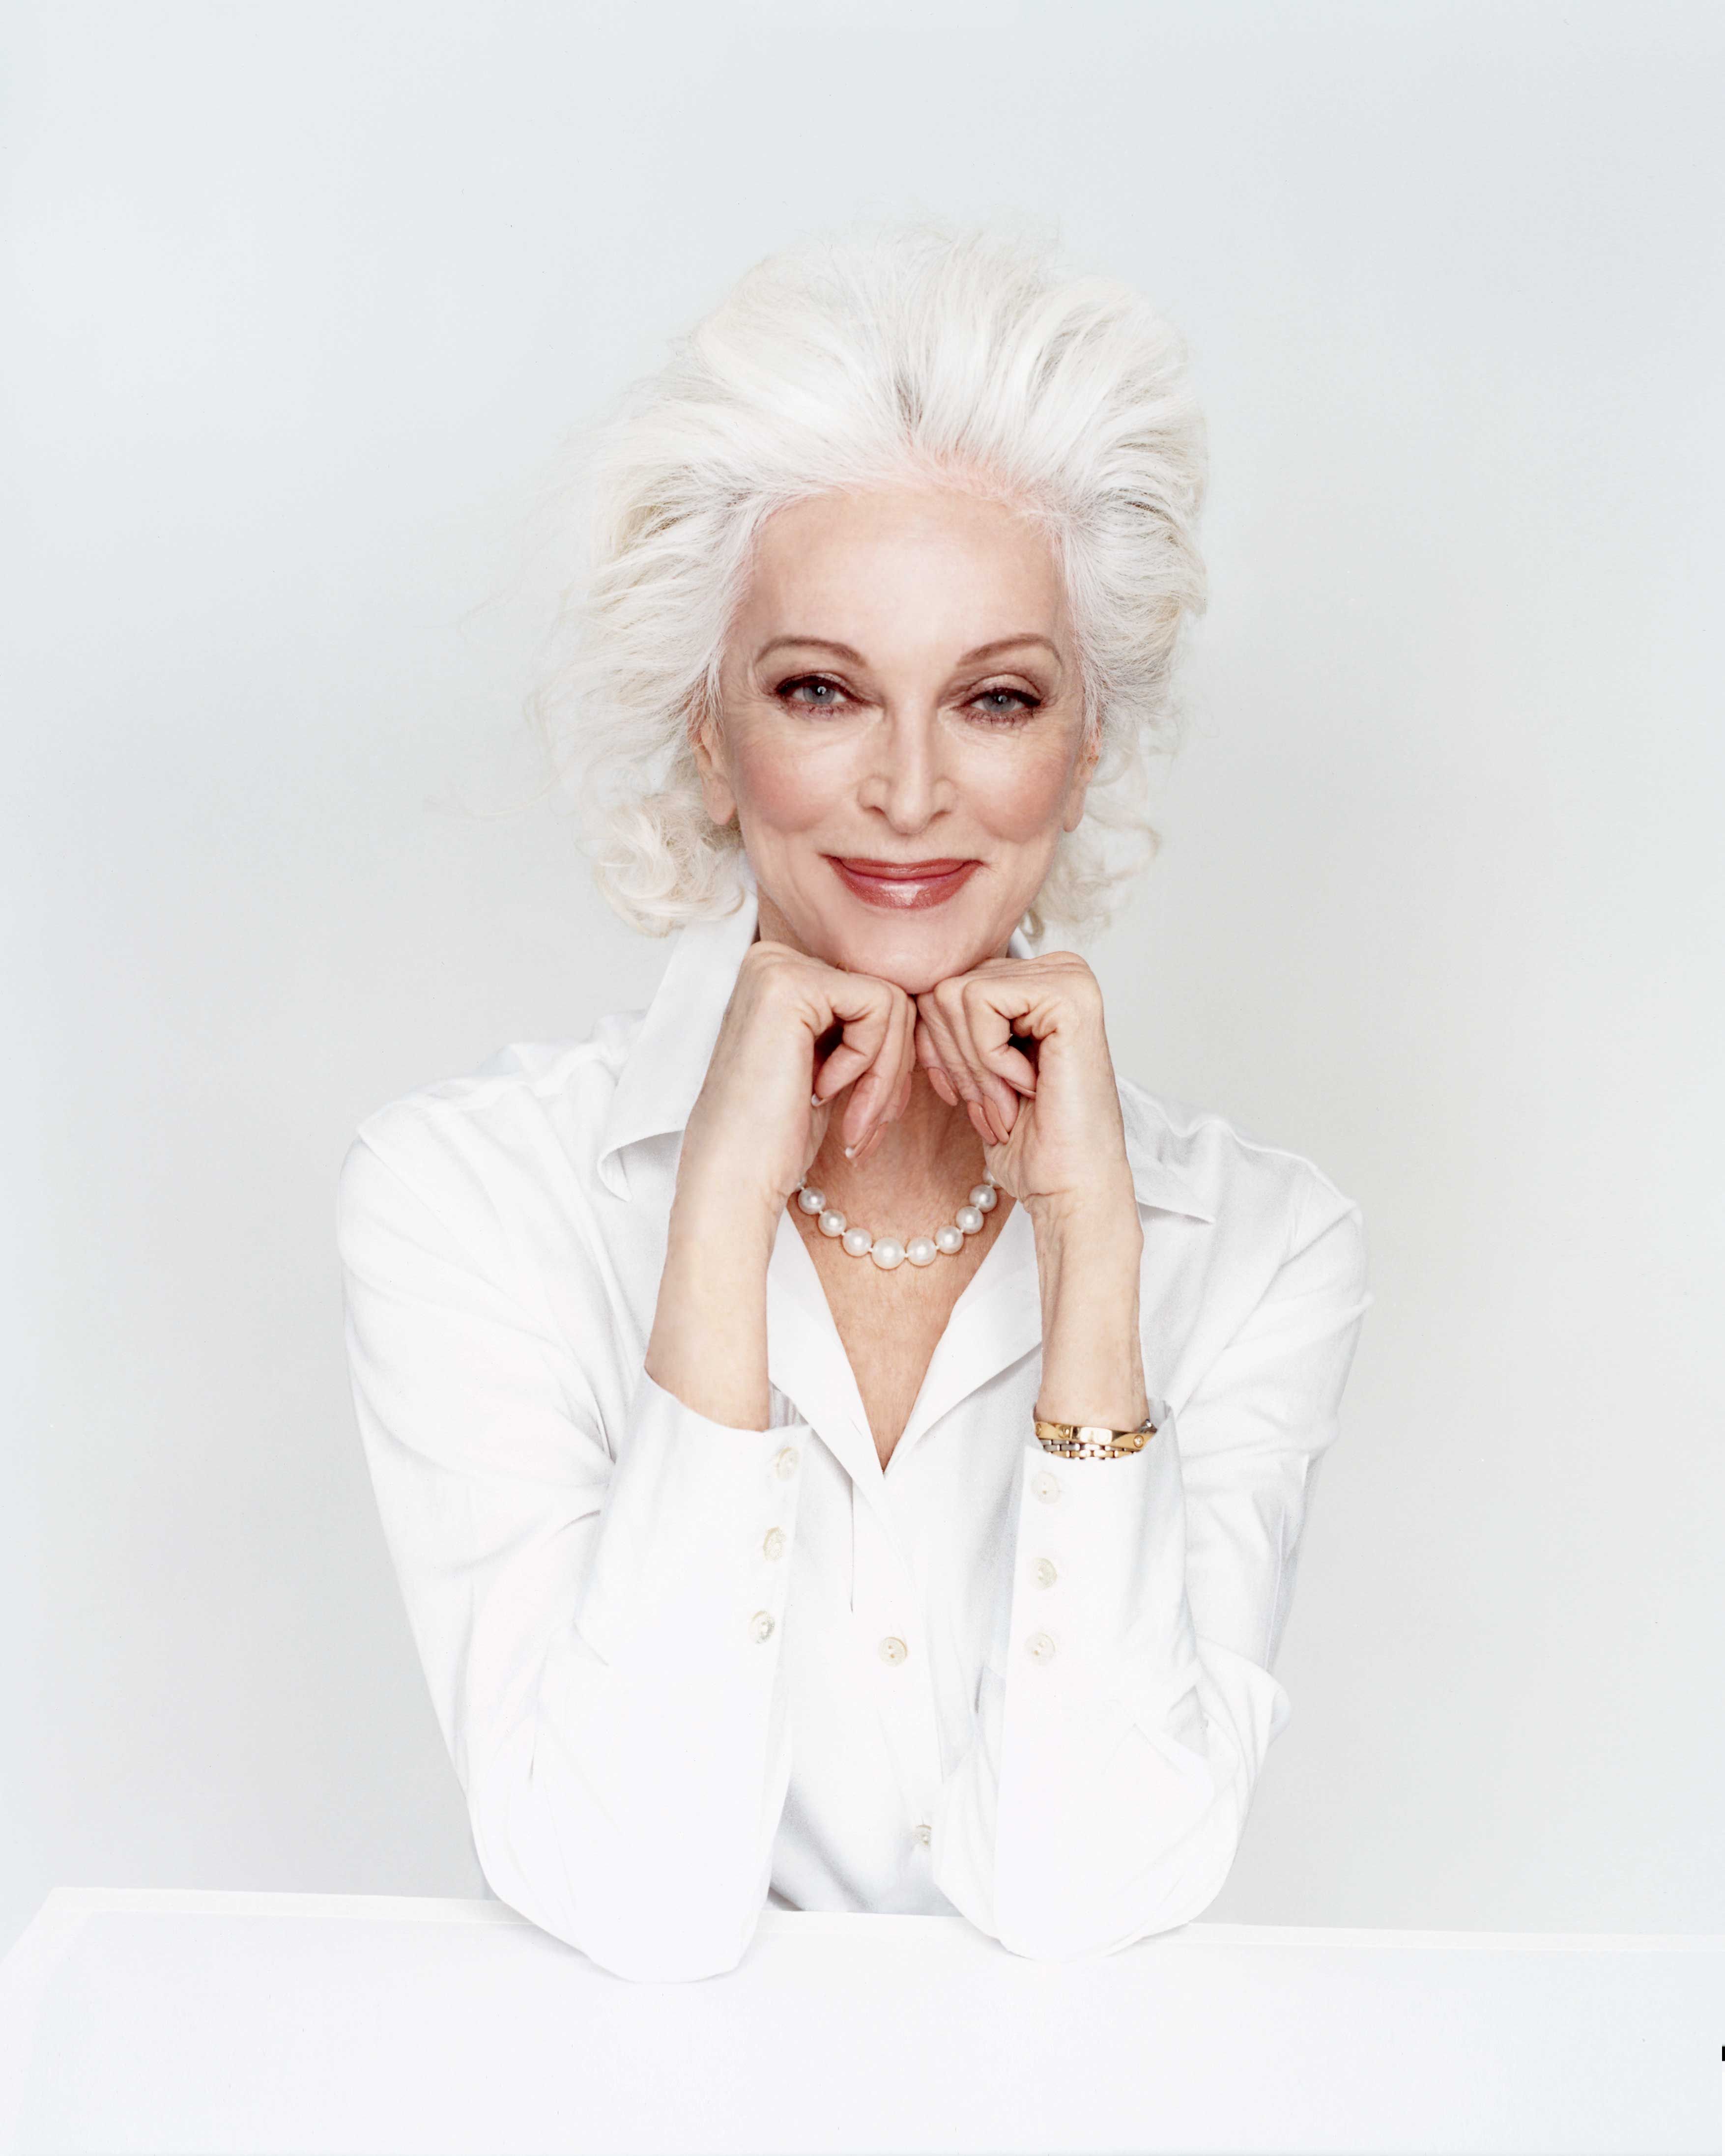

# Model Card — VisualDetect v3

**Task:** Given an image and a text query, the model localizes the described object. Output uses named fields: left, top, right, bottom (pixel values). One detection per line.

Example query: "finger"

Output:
left=842, top=989, right=913, bottom=1155
left=967, top=992, right=1039, bottom=1097
left=915, top=996, right=981, bottom=1123
left=899, top=1001, right=919, bottom=1103
left=928, top=984, right=1015, bottom=1144
left=956, top=980, right=1038, bottom=1136
left=888, top=999, right=918, bottom=1121
left=851, top=1049, right=912, bottom=1165
left=915, top=1018, right=960, bottom=1107
left=810, top=978, right=900, bottom=1106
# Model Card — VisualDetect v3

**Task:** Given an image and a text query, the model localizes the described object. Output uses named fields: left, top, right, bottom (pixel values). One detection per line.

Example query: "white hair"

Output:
left=534, top=217, right=1208, bottom=941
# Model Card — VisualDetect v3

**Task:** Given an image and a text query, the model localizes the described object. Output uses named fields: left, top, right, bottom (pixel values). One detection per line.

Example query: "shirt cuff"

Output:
left=1009, top=1413, right=1203, bottom=1729
left=572, top=1367, right=813, bottom=1678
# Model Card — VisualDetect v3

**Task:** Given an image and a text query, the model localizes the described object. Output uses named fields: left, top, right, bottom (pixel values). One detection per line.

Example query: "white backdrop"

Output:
left=5, top=0, right=1722, bottom=1957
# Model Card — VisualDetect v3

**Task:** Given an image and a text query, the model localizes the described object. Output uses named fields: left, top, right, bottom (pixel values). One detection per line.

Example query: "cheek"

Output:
left=969, top=738, right=1081, bottom=840
left=729, top=733, right=844, bottom=832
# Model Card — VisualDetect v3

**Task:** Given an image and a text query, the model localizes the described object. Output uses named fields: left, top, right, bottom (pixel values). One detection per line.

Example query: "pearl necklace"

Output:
left=794, top=1169, right=998, bottom=1271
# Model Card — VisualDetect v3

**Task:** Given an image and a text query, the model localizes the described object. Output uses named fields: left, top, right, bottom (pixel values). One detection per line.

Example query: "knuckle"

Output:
left=740, top=941, right=795, bottom=995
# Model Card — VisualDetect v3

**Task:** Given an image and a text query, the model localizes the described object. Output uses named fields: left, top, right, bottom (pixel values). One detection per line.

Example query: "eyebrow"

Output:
left=754, top=634, right=1062, bottom=668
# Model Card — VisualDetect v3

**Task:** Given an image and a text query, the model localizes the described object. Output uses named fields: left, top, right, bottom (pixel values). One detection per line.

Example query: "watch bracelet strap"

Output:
left=1033, top=1411, right=1158, bottom=1461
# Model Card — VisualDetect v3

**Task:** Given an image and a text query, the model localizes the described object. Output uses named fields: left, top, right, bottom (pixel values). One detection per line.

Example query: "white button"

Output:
left=1032, top=1471, right=1061, bottom=1504
left=1025, top=1631, right=1057, bottom=1663
left=773, top=1447, right=801, bottom=1481
left=912, top=1823, right=931, bottom=1846
left=749, top=1611, right=776, bottom=1644
left=878, top=1636, right=909, bottom=1665
left=763, top=1527, right=786, bottom=1560
left=1034, top=1557, right=1058, bottom=1589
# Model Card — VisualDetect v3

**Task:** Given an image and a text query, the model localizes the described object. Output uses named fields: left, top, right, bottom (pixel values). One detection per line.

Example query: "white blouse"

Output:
left=336, top=868, right=1370, bottom=1983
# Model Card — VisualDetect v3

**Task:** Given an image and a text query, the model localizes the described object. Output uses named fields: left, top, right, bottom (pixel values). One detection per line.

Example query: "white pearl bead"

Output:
left=935, top=1225, right=964, bottom=1255
left=818, top=1209, right=847, bottom=1237
left=870, top=1238, right=906, bottom=1270
left=971, top=1184, right=997, bottom=1211
left=906, top=1237, right=938, bottom=1266
left=956, top=1205, right=983, bottom=1235
left=842, top=1226, right=873, bottom=1257
left=797, top=1187, right=825, bottom=1214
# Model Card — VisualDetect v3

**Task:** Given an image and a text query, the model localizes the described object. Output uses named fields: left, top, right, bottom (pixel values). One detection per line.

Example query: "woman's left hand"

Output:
left=909, top=952, right=1136, bottom=1224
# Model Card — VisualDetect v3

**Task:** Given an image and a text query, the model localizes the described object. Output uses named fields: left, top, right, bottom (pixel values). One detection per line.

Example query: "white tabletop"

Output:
left=1, top=1888, right=1719, bottom=2155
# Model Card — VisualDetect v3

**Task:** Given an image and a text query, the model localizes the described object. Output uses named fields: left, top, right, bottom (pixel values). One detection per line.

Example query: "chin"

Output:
left=816, top=905, right=1006, bottom=993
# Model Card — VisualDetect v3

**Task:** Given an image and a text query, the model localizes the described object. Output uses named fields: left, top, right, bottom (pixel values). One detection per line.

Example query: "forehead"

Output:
left=735, top=484, right=1069, bottom=653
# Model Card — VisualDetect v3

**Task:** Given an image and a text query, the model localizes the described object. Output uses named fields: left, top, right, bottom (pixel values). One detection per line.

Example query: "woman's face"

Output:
left=697, top=483, right=1096, bottom=993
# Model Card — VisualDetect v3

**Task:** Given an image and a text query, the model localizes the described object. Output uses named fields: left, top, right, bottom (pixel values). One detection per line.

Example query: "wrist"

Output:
left=1025, top=1182, right=1143, bottom=1255
left=651, top=1189, right=776, bottom=1434
left=669, top=1163, right=786, bottom=1252
left=1031, top=1188, right=1148, bottom=1432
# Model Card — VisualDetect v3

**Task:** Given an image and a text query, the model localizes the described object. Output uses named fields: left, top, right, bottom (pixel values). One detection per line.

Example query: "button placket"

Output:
left=853, top=1495, right=915, bottom=1677
left=849, top=1499, right=942, bottom=1836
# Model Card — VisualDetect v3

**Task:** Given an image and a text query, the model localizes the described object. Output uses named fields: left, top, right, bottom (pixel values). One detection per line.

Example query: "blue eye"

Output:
left=778, top=676, right=846, bottom=709
left=971, top=688, right=1037, bottom=721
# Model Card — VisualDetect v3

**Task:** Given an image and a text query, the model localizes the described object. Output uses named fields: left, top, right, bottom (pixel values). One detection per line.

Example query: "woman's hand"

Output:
left=676, top=937, right=917, bottom=1231
left=649, top=937, right=916, bottom=1430
left=914, top=951, right=1150, bottom=1431
left=911, top=951, right=1137, bottom=1226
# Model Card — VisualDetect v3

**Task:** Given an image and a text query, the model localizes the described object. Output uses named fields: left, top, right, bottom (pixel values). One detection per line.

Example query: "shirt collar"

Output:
left=594, top=855, right=766, bottom=1203
left=594, top=852, right=1212, bottom=1224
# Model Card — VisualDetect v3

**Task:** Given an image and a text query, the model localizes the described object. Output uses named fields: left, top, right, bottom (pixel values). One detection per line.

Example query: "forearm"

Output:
left=1028, top=1192, right=1150, bottom=1431
left=929, top=1392, right=1227, bottom=1958
left=645, top=1178, right=778, bottom=1431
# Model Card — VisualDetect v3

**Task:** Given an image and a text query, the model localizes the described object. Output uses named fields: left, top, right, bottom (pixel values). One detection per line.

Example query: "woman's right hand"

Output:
left=647, top=938, right=914, bottom=1429
left=675, top=937, right=917, bottom=1232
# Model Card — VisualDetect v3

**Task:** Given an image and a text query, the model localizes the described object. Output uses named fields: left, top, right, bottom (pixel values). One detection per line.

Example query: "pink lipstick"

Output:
left=828, top=856, right=980, bottom=910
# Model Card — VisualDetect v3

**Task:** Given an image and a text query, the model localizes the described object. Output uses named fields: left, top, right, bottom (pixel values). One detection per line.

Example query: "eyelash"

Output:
left=775, top=675, right=1040, bottom=724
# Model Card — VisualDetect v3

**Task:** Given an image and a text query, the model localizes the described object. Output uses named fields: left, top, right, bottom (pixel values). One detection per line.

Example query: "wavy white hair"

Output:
left=534, top=218, right=1208, bottom=942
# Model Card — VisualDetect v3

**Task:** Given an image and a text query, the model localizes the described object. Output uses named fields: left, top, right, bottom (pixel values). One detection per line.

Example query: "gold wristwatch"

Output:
left=1033, top=1410, right=1158, bottom=1461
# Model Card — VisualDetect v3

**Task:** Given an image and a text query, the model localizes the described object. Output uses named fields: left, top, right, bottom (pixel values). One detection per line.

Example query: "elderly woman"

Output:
left=336, top=224, right=1369, bottom=1984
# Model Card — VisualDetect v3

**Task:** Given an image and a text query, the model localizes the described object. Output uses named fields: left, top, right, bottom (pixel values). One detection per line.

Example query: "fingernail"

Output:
left=811, top=1091, right=823, bottom=1108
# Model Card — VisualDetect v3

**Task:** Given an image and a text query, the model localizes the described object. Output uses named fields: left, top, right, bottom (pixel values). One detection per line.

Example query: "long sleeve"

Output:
left=335, top=1130, right=810, bottom=1983
left=931, top=1174, right=1371, bottom=1959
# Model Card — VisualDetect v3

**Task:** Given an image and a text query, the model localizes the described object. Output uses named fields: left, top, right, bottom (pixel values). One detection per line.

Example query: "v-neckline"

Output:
left=764, top=1193, right=1043, bottom=1505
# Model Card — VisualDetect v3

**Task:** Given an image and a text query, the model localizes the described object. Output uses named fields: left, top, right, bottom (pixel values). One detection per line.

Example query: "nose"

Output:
left=858, top=701, right=951, bottom=835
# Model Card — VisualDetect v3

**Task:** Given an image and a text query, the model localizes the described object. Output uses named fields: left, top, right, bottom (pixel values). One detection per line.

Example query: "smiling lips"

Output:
left=829, top=856, right=980, bottom=909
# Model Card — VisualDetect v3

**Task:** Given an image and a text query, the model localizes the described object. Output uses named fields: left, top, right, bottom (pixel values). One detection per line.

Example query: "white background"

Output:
left=4, top=0, right=1721, bottom=1957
